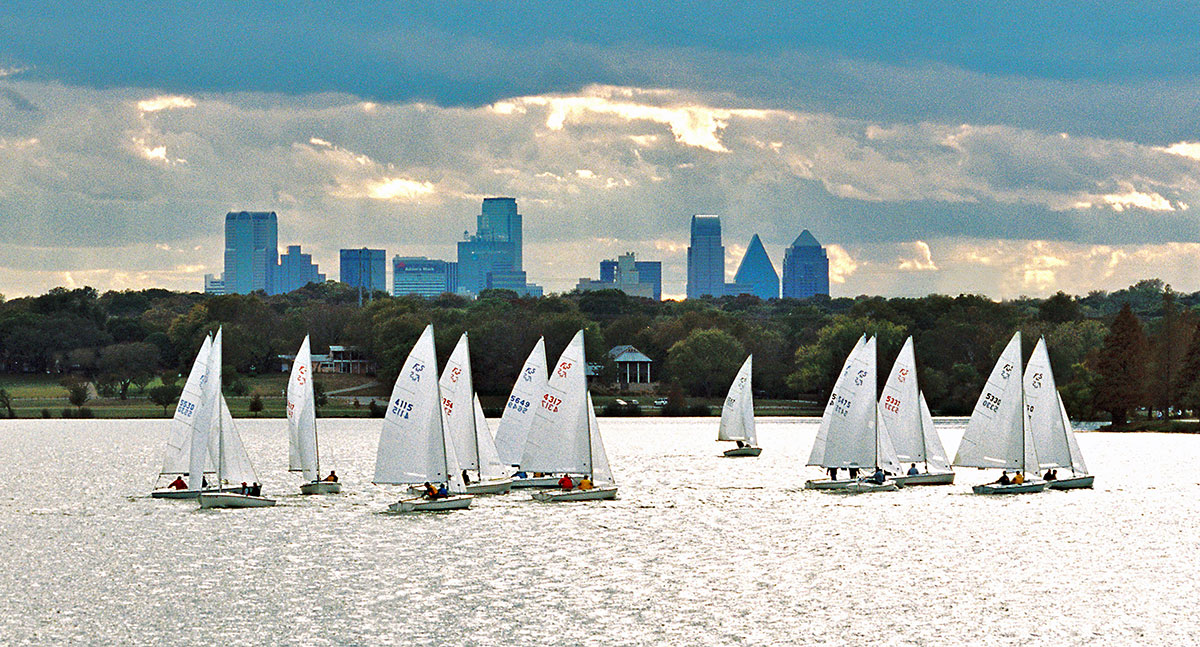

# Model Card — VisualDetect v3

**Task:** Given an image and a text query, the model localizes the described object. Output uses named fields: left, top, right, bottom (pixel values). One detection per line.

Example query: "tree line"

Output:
left=0, top=278, right=1194, bottom=424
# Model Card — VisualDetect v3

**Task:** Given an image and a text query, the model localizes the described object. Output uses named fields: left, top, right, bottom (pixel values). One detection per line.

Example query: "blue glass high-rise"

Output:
left=687, top=214, right=725, bottom=298
left=782, top=230, right=830, bottom=299
left=223, top=211, right=278, bottom=294
left=731, top=234, right=780, bottom=300
left=340, top=248, right=387, bottom=294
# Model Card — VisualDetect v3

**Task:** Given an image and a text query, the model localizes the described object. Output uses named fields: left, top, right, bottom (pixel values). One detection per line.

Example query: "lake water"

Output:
left=0, top=417, right=1197, bottom=646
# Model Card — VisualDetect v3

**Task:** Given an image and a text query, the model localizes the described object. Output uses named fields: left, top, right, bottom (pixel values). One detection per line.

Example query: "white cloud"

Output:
left=136, top=95, right=196, bottom=112
left=364, top=177, right=436, bottom=201
left=1160, top=141, right=1200, bottom=161
left=826, top=245, right=858, bottom=284
left=897, top=241, right=938, bottom=271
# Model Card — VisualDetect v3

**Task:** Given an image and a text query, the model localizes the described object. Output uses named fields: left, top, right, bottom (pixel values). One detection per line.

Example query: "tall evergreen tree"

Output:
left=1177, top=321, right=1200, bottom=414
left=1148, top=287, right=1194, bottom=417
left=1094, top=304, right=1149, bottom=426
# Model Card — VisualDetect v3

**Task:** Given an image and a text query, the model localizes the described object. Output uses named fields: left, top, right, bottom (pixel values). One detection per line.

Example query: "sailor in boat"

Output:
left=168, top=475, right=188, bottom=490
left=323, top=470, right=338, bottom=482
left=994, top=471, right=1011, bottom=485
left=735, top=440, right=747, bottom=449
left=847, top=467, right=859, bottom=480
left=1043, top=469, right=1057, bottom=481
left=435, top=483, right=449, bottom=499
left=419, top=482, right=437, bottom=499
left=827, top=467, right=838, bottom=480
left=513, top=470, right=528, bottom=479
left=461, top=469, right=472, bottom=485
left=907, top=463, right=920, bottom=476
left=558, top=474, right=575, bottom=490
left=866, top=467, right=888, bottom=485
left=1012, top=472, right=1024, bottom=485
left=239, top=482, right=249, bottom=495
left=578, top=476, right=594, bottom=491
left=251, top=482, right=262, bottom=496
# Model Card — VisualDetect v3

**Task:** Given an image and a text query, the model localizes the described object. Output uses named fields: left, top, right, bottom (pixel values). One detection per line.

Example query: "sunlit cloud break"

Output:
left=136, top=95, right=197, bottom=112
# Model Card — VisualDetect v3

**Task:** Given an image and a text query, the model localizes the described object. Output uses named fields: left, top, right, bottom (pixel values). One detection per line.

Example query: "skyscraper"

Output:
left=782, top=230, right=831, bottom=299
left=456, top=197, right=541, bottom=296
left=393, top=256, right=457, bottom=297
left=278, top=245, right=325, bottom=293
left=340, top=248, right=387, bottom=295
left=687, top=214, right=725, bottom=298
left=601, top=258, right=662, bottom=300
left=731, top=234, right=780, bottom=300
left=223, top=211, right=278, bottom=294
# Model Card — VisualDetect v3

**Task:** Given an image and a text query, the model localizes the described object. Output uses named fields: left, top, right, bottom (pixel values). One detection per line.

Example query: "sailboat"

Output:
left=953, top=332, right=1048, bottom=494
left=804, top=335, right=901, bottom=492
left=288, top=335, right=340, bottom=495
left=197, top=328, right=276, bottom=508
left=879, top=337, right=954, bottom=486
left=152, top=334, right=239, bottom=499
left=524, top=330, right=618, bottom=501
left=374, top=325, right=472, bottom=512
left=436, top=332, right=512, bottom=494
left=718, top=355, right=760, bottom=457
left=494, top=338, right=557, bottom=488
left=1024, top=337, right=1094, bottom=490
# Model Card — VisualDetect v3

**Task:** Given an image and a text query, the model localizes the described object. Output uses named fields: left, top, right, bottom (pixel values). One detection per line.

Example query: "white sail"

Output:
left=521, top=330, right=591, bottom=474
left=286, top=335, right=319, bottom=481
left=188, top=329, right=223, bottom=489
left=811, top=336, right=879, bottom=469
left=218, top=395, right=258, bottom=485
left=808, top=334, right=867, bottom=466
left=374, top=325, right=453, bottom=485
left=919, top=392, right=951, bottom=472
left=439, top=332, right=479, bottom=471
left=473, top=395, right=508, bottom=480
left=718, top=355, right=756, bottom=445
left=160, top=335, right=212, bottom=476
left=879, top=336, right=924, bottom=463
left=875, top=404, right=903, bottom=475
left=1059, top=393, right=1088, bottom=474
left=493, top=337, right=548, bottom=466
left=586, top=393, right=614, bottom=485
left=1025, top=337, right=1073, bottom=470
left=954, top=332, right=1032, bottom=470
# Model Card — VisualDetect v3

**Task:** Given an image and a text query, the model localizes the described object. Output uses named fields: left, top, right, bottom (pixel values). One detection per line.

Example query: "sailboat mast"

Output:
left=919, top=398, right=929, bottom=470
left=1020, top=374, right=1029, bottom=476
left=217, top=397, right=224, bottom=488
left=586, top=394, right=594, bottom=478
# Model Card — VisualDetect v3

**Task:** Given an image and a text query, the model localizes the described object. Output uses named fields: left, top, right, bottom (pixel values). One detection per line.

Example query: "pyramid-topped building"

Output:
left=782, top=229, right=830, bottom=299
left=731, top=234, right=780, bottom=300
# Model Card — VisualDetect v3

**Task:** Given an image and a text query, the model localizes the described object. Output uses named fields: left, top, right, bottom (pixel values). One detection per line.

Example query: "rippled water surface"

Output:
left=1, top=417, right=1198, bottom=646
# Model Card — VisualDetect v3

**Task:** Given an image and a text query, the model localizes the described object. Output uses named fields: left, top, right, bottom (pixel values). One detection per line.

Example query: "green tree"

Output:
left=666, top=328, right=746, bottom=397
left=148, top=384, right=182, bottom=415
left=97, top=342, right=160, bottom=400
left=313, top=380, right=328, bottom=409
left=786, top=316, right=906, bottom=399
left=1038, top=291, right=1081, bottom=323
left=67, top=382, right=90, bottom=409
left=1147, top=287, right=1193, bottom=417
left=1094, top=304, right=1149, bottom=426
left=0, top=388, right=13, bottom=418
left=249, top=394, right=264, bottom=417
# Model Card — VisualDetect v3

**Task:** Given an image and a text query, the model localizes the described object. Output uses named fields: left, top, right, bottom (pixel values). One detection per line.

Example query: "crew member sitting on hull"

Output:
left=558, top=474, right=575, bottom=490
left=578, top=476, right=594, bottom=491
left=421, top=482, right=437, bottom=499
left=435, top=483, right=450, bottom=499
left=995, top=471, right=1011, bottom=485
left=1012, top=472, right=1025, bottom=485
left=323, top=470, right=338, bottom=482
left=168, top=475, right=188, bottom=490
left=867, top=467, right=887, bottom=485
left=907, top=463, right=920, bottom=476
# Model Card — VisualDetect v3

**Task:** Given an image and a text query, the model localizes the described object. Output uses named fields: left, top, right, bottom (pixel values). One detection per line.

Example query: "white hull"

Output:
left=389, top=495, right=473, bottom=512
left=466, top=478, right=513, bottom=494
left=1048, top=475, right=1094, bottom=490
left=722, top=446, right=762, bottom=457
left=151, top=485, right=241, bottom=499
left=532, top=486, right=618, bottom=502
left=510, top=476, right=567, bottom=489
left=972, top=480, right=1048, bottom=495
left=198, top=492, right=277, bottom=508
left=891, top=472, right=955, bottom=486
left=843, top=480, right=899, bottom=493
left=804, top=478, right=860, bottom=490
left=299, top=480, right=342, bottom=495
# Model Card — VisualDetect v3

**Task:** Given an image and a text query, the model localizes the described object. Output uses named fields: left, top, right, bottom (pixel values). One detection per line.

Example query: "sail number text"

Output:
left=883, top=395, right=901, bottom=414
left=542, top=394, right=562, bottom=413
left=392, top=398, right=413, bottom=419
left=507, top=395, right=531, bottom=413
left=982, top=392, right=1001, bottom=413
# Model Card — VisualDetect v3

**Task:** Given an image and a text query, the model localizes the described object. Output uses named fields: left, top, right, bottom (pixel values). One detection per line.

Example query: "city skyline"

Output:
left=3, top=4, right=1200, bottom=299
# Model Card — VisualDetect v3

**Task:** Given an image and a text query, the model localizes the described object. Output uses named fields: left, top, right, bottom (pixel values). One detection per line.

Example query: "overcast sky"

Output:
left=2, top=2, right=1199, bottom=299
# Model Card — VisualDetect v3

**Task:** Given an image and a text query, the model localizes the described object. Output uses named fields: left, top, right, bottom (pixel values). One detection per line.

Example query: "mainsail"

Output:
left=521, top=330, right=591, bottom=474
left=879, top=336, right=950, bottom=472
left=808, top=335, right=867, bottom=466
left=374, top=325, right=465, bottom=492
left=188, top=329, right=223, bottom=489
left=493, top=338, right=548, bottom=466
left=809, top=335, right=879, bottom=469
left=286, top=335, right=319, bottom=481
left=473, top=395, right=509, bottom=481
left=954, top=332, right=1038, bottom=472
left=160, top=334, right=213, bottom=476
left=586, top=393, right=614, bottom=485
left=440, top=332, right=480, bottom=471
left=718, top=355, right=756, bottom=445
